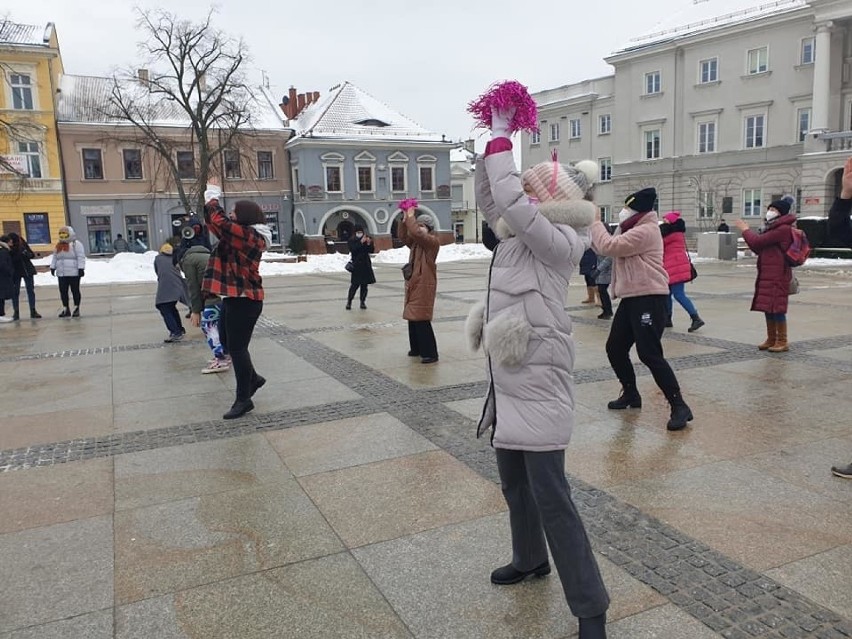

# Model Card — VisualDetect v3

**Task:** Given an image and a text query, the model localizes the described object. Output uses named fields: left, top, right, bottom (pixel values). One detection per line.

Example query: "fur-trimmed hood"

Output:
left=492, top=199, right=597, bottom=240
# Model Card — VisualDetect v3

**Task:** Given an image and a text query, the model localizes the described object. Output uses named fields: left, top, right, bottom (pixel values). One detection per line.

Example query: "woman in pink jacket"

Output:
left=660, top=211, right=704, bottom=332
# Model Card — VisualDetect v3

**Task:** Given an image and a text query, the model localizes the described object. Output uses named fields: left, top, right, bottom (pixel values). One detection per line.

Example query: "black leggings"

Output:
left=58, top=276, right=81, bottom=308
left=220, top=297, right=263, bottom=402
left=347, top=283, right=368, bottom=303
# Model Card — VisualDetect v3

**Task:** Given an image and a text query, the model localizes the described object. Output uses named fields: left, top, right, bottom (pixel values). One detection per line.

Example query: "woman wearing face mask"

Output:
left=50, top=226, right=86, bottom=318
left=346, top=224, right=375, bottom=310
left=733, top=196, right=796, bottom=353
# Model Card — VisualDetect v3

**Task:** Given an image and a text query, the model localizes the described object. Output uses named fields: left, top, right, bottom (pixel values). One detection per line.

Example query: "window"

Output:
left=86, top=216, right=112, bottom=254
left=569, top=118, right=581, bottom=139
left=265, top=212, right=280, bottom=245
left=82, top=148, right=104, bottom=180
left=10, top=73, right=33, bottom=110
left=599, top=205, right=611, bottom=223
left=325, top=166, right=342, bottom=192
left=599, top=157, right=612, bottom=182
left=17, top=141, right=41, bottom=178
left=743, top=189, right=762, bottom=217
left=292, top=167, right=300, bottom=192
left=698, top=121, right=716, bottom=153
left=223, top=150, right=241, bottom=179
left=391, top=166, right=407, bottom=192
left=419, top=165, right=434, bottom=192
left=176, top=151, right=195, bottom=180
left=645, top=71, right=661, bottom=95
left=23, top=213, right=51, bottom=245
left=699, top=58, right=719, bottom=83
left=357, top=165, right=373, bottom=192
left=549, top=123, right=560, bottom=142
left=797, top=107, right=811, bottom=142
left=800, top=37, right=815, bottom=65
left=122, top=149, right=142, bottom=180
left=697, top=191, right=715, bottom=219
left=747, top=47, right=768, bottom=74
left=745, top=115, right=765, bottom=148
left=451, top=184, right=464, bottom=208
left=257, top=151, right=274, bottom=180
left=530, top=129, right=541, bottom=144
left=599, top=114, right=611, bottom=135
left=644, top=129, right=661, bottom=160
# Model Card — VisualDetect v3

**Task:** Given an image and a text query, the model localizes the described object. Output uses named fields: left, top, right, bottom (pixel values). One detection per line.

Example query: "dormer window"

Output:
left=355, top=118, right=390, bottom=128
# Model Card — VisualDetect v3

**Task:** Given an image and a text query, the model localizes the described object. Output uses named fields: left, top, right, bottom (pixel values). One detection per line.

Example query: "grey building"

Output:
left=522, top=0, right=852, bottom=230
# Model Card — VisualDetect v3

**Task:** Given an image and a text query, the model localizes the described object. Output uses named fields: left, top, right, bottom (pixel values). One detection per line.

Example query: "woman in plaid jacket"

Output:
left=202, top=186, right=273, bottom=419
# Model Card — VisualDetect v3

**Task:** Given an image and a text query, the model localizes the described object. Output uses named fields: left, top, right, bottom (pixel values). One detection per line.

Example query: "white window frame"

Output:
left=8, top=70, right=36, bottom=111
left=17, top=141, right=43, bottom=178
left=256, top=150, right=275, bottom=180
left=699, top=57, right=719, bottom=84
left=81, top=147, right=105, bottom=180
left=354, top=151, right=376, bottom=194
left=599, top=157, right=612, bottom=182
left=530, top=129, right=541, bottom=144
left=796, top=107, right=811, bottom=142
left=744, top=113, right=766, bottom=149
left=697, top=120, right=717, bottom=154
left=121, top=148, right=143, bottom=180
left=176, top=150, right=196, bottom=181
left=388, top=152, right=409, bottom=193
left=599, top=205, right=611, bottom=223
left=800, top=37, right=815, bottom=65
left=599, top=114, right=611, bottom=135
left=549, top=122, right=560, bottom=142
left=569, top=118, right=581, bottom=139
left=643, top=128, right=662, bottom=160
left=417, top=155, right=437, bottom=193
left=743, top=188, right=762, bottom=217
left=645, top=71, right=661, bottom=95
left=697, top=191, right=715, bottom=219
left=747, top=46, right=769, bottom=75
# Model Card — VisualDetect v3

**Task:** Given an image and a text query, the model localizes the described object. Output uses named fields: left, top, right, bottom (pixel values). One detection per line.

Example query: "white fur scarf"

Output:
left=492, top=199, right=597, bottom=240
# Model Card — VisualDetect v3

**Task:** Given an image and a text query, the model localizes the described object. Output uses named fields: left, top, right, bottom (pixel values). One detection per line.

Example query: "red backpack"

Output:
left=785, top=226, right=810, bottom=267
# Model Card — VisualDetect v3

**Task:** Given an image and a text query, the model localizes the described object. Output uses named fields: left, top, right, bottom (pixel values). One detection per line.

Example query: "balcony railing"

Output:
left=819, top=131, right=852, bottom=153
left=0, top=177, right=63, bottom=192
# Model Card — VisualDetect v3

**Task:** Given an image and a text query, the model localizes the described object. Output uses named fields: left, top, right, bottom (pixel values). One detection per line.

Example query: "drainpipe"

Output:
left=48, top=56, right=72, bottom=227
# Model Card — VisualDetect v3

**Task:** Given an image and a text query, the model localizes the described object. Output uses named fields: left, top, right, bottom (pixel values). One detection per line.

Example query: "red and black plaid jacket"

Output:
left=202, top=204, right=267, bottom=301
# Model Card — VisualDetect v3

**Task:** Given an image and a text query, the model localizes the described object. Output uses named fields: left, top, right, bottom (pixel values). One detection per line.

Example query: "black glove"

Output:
left=78, top=269, right=85, bottom=278
left=50, top=268, right=55, bottom=276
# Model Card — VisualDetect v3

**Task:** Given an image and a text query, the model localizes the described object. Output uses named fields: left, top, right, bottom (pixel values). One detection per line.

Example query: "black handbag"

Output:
left=689, top=263, right=698, bottom=281
left=345, top=261, right=354, bottom=273
left=401, top=262, right=413, bottom=280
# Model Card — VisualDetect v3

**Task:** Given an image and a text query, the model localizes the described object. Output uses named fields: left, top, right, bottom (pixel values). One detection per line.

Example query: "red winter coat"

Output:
left=741, top=214, right=795, bottom=314
left=660, top=218, right=692, bottom=285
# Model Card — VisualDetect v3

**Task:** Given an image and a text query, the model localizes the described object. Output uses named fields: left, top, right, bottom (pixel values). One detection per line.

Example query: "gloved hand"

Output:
left=78, top=269, right=85, bottom=278
left=204, top=184, right=222, bottom=204
left=50, top=268, right=55, bottom=276
left=491, top=106, right=516, bottom=140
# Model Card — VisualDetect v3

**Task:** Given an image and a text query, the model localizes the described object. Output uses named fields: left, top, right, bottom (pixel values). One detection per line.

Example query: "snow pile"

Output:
left=374, top=242, right=493, bottom=264
left=33, top=252, right=159, bottom=287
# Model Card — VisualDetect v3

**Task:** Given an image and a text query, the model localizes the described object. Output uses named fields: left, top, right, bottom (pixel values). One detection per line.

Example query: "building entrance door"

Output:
left=126, top=215, right=149, bottom=252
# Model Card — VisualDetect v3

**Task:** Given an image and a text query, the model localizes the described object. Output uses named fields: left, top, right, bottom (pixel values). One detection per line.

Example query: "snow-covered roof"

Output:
left=0, top=21, right=51, bottom=47
left=57, top=74, right=288, bottom=131
left=613, top=0, right=808, bottom=54
left=451, top=147, right=475, bottom=163
left=290, top=81, right=445, bottom=143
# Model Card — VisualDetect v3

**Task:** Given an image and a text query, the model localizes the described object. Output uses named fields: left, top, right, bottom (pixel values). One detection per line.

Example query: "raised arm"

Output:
left=590, top=219, right=656, bottom=257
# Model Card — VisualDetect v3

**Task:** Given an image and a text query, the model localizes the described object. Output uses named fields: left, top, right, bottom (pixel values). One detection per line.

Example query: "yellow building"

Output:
left=0, top=21, right=66, bottom=255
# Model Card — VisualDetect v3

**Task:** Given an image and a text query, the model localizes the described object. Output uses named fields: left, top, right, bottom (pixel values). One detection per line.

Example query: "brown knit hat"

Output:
left=521, top=160, right=597, bottom=203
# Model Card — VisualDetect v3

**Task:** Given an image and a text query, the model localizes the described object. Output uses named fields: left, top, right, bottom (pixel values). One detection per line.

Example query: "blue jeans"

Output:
left=765, top=312, right=786, bottom=322
left=156, top=302, right=183, bottom=336
left=12, top=275, right=36, bottom=314
left=667, top=282, right=698, bottom=317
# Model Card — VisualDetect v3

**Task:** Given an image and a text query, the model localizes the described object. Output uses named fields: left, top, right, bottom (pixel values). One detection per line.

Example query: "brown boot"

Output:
left=768, top=320, right=789, bottom=352
left=758, top=318, right=776, bottom=350
left=582, top=286, right=596, bottom=304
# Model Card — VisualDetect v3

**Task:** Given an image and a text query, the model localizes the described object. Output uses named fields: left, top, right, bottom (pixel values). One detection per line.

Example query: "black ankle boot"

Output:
left=666, top=393, right=693, bottom=431
left=607, top=387, right=641, bottom=409
left=251, top=375, right=266, bottom=397
left=578, top=612, right=607, bottom=639
left=665, top=315, right=673, bottom=328
left=59, top=307, right=71, bottom=318
left=30, top=309, right=41, bottom=319
left=688, top=314, right=705, bottom=333
left=72, top=307, right=80, bottom=317
left=223, top=399, right=254, bottom=420
left=490, top=560, right=550, bottom=585
left=360, top=301, right=367, bottom=309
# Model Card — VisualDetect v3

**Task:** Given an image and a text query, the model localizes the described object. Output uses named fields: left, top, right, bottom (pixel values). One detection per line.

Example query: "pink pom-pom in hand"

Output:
left=467, top=80, right=538, bottom=134
left=398, top=197, right=419, bottom=211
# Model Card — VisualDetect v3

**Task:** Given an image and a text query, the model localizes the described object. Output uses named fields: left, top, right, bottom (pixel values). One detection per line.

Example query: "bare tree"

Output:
left=105, top=8, right=256, bottom=215
left=689, top=174, right=734, bottom=231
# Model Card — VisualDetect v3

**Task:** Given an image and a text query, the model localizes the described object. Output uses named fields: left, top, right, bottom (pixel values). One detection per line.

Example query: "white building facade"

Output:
left=522, top=0, right=852, bottom=230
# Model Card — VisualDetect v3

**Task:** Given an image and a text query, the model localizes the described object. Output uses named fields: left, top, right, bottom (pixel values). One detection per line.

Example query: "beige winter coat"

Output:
left=399, top=214, right=439, bottom=322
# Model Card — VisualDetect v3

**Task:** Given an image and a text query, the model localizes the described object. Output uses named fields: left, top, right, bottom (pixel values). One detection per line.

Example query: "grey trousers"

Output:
left=495, top=448, right=610, bottom=619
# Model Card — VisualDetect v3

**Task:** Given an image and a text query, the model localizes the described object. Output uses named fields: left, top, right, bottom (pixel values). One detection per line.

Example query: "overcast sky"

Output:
left=16, top=0, right=722, bottom=148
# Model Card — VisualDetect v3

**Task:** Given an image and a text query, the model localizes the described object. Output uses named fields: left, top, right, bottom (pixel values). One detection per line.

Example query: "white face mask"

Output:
left=618, top=208, right=633, bottom=223
left=765, top=210, right=780, bottom=222
left=355, top=232, right=364, bottom=239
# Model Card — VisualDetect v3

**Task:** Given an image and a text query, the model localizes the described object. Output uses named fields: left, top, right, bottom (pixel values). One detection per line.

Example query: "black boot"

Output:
left=59, top=307, right=71, bottom=318
left=251, top=375, right=266, bottom=397
left=72, top=306, right=80, bottom=317
left=490, top=561, right=550, bottom=585
left=12, top=311, right=19, bottom=321
left=345, top=300, right=352, bottom=310
left=578, top=612, right=607, bottom=639
left=665, top=315, right=673, bottom=328
left=30, top=309, right=41, bottom=319
left=666, top=392, right=693, bottom=431
left=223, top=399, right=254, bottom=420
left=607, top=386, right=642, bottom=409
left=688, top=314, right=705, bottom=333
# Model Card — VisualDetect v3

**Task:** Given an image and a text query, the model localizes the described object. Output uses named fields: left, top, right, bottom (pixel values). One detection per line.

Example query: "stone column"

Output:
left=811, top=21, right=834, bottom=134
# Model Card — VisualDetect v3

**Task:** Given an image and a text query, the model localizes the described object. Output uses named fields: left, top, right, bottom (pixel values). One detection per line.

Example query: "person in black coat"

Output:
left=579, top=247, right=599, bottom=305
left=3, top=232, right=41, bottom=319
left=346, top=224, right=376, bottom=310
left=0, top=236, right=15, bottom=323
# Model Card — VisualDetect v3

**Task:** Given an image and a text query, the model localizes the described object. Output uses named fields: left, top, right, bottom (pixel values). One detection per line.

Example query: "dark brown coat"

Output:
left=741, top=214, right=795, bottom=314
left=399, top=214, right=439, bottom=321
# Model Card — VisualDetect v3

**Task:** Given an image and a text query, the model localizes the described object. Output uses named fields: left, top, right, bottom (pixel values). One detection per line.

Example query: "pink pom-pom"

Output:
left=398, top=197, right=418, bottom=211
left=466, top=80, right=538, bottom=134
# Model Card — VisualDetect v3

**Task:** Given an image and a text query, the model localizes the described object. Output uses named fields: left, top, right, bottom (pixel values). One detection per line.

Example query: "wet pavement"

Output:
left=0, top=257, right=851, bottom=638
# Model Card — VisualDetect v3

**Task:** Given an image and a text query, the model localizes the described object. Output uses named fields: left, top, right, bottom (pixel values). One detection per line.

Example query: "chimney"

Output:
left=297, top=93, right=306, bottom=115
left=463, top=138, right=475, bottom=154
left=312, top=91, right=320, bottom=103
left=137, top=69, right=149, bottom=86
left=286, top=86, right=297, bottom=119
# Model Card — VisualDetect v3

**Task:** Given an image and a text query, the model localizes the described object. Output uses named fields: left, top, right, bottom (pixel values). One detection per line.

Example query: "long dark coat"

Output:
left=0, top=242, right=14, bottom=299
left=347, top=237, right=376, bottom=286
left=741, top=214, right=795, bottom=314
left=399, top=214, right=439, bottom=321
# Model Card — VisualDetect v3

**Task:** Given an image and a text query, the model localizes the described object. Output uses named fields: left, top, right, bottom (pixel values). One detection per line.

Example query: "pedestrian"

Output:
left=178, top=219, right=230, bottom=374
left=825, top=156, right=852, bottom=480
left=50, top=225, right=85, bottom=318
left=202, top=185, right=272, bottom=419
left=1, top=232, right=40, bottom=319
left=0, top=236, right=14, bottom=324
left=465, top=105, right=609, bottom=639
left=590, top=188, right=694, bottom=431
left=399, top=202, right=440, bottom=364
left=345, top=224, right=375, bottom=310
left=717, top=219, right=730, bottom=233
left=660, top=211, right=704, bottom=332
left=595, top=254, right=613, bottom=319
left=579, top=247, right=599, bottom=305
left=154, top=243, right=187, bottom=343
left=113, top=234, right=130, bottom=252
left=733, top=195, right=797, bottom=353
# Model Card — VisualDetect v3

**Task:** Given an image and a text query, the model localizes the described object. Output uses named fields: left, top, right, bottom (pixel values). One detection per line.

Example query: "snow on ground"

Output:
left=31, top=243, right=495, bottom=287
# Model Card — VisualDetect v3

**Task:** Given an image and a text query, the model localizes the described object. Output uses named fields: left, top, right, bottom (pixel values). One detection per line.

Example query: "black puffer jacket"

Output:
left=0, top=241, right=14, bottom=299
